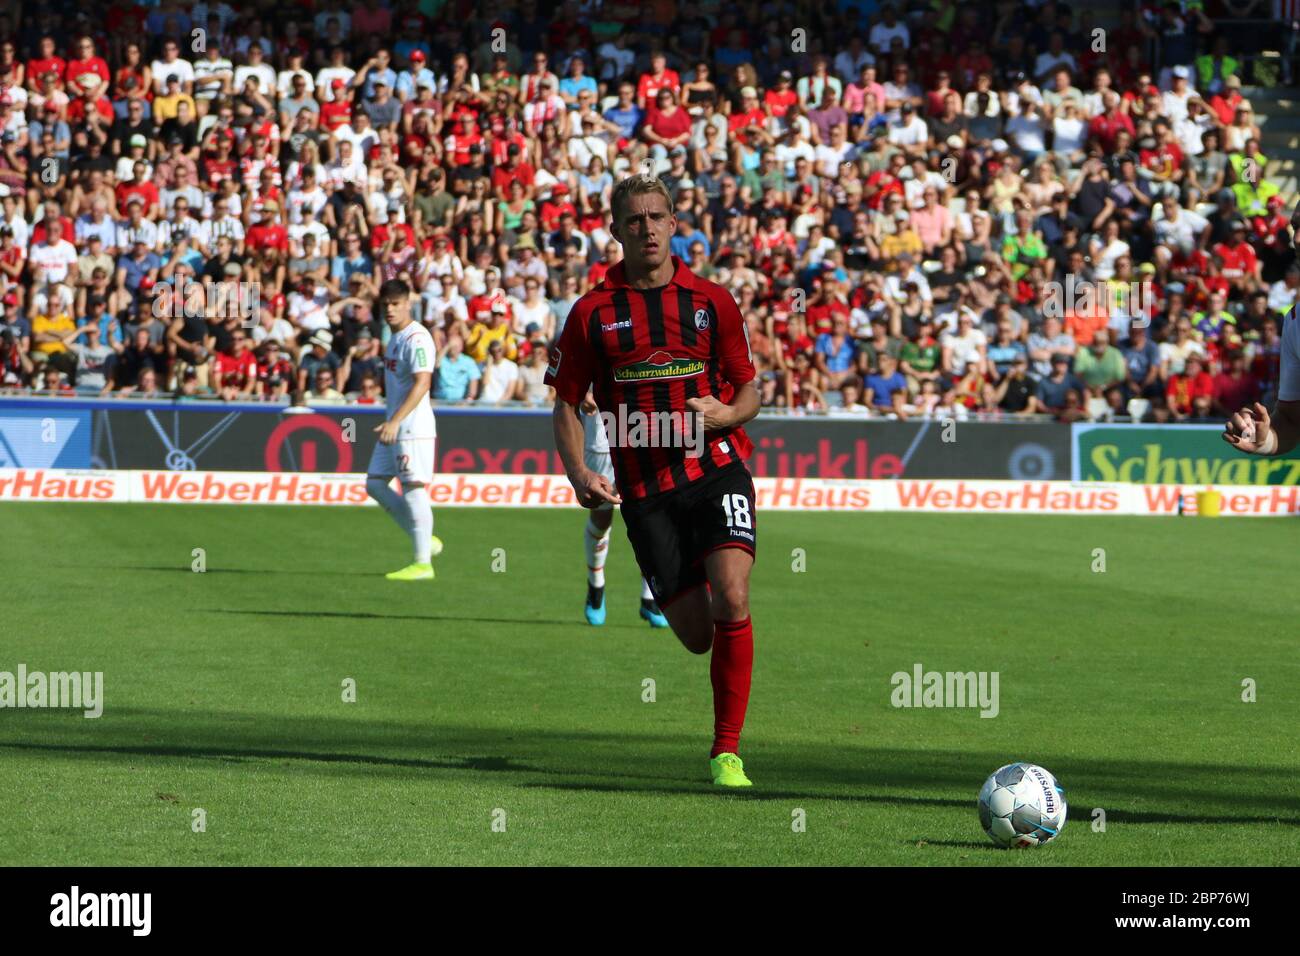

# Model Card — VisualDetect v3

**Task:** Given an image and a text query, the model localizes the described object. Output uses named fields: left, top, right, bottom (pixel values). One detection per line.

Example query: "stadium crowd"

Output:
left=0, top=0, right=1294, bottom=423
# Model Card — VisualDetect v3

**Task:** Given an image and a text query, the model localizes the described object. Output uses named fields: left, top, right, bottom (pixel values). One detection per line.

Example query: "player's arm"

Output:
left=1224, top=400, right=1300, bottom=457
left=376, top=370, right=431, bottom=444
left=1225, top=313, right=1300, bottom=455
left=687, top=288, right=761, bottom=431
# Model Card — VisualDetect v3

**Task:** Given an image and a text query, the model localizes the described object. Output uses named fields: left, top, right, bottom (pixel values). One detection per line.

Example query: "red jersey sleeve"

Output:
left=545, top=300, right=596, bottom=404
left=707, top=284, right=756, bottom=389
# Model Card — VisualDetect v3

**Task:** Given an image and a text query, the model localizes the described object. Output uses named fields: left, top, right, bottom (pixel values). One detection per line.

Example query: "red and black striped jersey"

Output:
left=546, top=255, right=757, bottom=500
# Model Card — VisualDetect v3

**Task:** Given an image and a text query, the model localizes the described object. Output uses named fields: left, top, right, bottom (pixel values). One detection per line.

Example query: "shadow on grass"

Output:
left=3, top=708, right=1297, bottom=828
left=202, top=607, right=646, bottom=629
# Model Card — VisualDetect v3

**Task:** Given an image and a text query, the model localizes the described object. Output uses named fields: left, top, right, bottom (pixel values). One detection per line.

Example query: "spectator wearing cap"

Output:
left=363, top=77, right=401, bottom=131
left=1208, top=73, right=1245, bottom=128
left=152, top=71, right=194, bottom=125
left=296, top=329, right=345, bottom=394
left=1123, top=320, right=1163, bottom=401
left=491, top=143, right=537, bottom=204
left=395, top=50, right=434, bottom=102
left=315, top=48, right=356, bottom=104
left=887, top=101, right=927, bottom=160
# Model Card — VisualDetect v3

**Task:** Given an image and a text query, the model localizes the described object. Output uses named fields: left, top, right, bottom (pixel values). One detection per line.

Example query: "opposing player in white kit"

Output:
left=366, top=278, right=444, bottom=581
left=1224, top=203, right=1300, bottom=457
left=580, top=389, right=668, bottom=628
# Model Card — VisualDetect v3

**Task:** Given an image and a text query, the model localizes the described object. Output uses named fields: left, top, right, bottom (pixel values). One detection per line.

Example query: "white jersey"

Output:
left=1281, top=307, right=1300, bottom=402
left=385, top=322, right=437, bottom=438
left=582, top=406, right=609, bottom=454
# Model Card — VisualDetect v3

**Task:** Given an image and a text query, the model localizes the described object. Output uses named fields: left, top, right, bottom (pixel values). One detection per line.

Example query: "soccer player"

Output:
left=547, top=174, right=761, bottom=788
left=579, top=387, right=669, bottom=629
left=365, top=278, right=444, bottom=580
left=1224, top=203, right=1300, bottom=456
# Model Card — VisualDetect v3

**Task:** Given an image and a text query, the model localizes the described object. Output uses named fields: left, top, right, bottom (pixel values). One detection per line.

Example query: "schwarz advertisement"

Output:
left=0, top=400, right=1073, bottom=480
left=1073, top=424, right=1300, bottom=485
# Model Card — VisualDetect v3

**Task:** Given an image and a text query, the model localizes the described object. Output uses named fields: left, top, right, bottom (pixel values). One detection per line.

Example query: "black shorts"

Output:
left=621, top=462, right=757, bottom=607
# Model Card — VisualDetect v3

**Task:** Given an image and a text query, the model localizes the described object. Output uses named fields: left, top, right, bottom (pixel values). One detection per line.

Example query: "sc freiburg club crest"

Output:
left=693, top=308, right=710, bottom=331
left=613, top=351, right=707, bottom=382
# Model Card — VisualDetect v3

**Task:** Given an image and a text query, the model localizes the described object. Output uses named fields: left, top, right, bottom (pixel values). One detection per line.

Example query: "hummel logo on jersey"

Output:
left=602, top=318, right=633, bottom=333
left=613, top=351, right=706, bottom=382
left=693, top=308, right=710, bottom=331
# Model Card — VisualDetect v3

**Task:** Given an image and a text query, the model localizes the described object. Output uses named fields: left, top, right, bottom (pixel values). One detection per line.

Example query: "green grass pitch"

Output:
left=1, top=502, right=1296, bottom=866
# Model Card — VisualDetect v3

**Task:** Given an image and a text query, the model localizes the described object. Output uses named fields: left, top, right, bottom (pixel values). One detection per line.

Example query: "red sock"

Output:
left=710, top=616, right=753, bottom=758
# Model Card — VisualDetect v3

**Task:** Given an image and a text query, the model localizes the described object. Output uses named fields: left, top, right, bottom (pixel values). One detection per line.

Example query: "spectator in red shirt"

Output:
left=1087, top=91, right=1135, bottom=153
left=1211, top=219, right=1261, bottom=293
left=636, top=51, right=680, bottom=111
left=1212, top=350, right=1261, bottom=417
left=115, top=160, right=161, bottom=218
left=764, top=71, right=797, bottom=118
left=214, top=328, right=258, bottom=400
left=246, top=201, right=289, bottom=253
left=642, top=88, right=691, bottom=170
left=491, top=143, right=535, bottom=201
left=320, top=79, right=352, bottom=131
left=25, top=36, right=64, bottom=95
left=444, top=113, right=482, bottom=166
left=1208, top=74, right=1245, bottom=127
left=726, top=86, right=767, bottom=136
left=64, top=37, right=110, bottom=94
left=1166, top=354, right=1215, bottom=420
left=538, top=183, right=576, bottom=233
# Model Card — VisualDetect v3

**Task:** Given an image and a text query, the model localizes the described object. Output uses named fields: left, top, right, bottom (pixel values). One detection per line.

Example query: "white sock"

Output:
left=367, top=477, right=412, bottom=535
left=404, top=483, right=433, bottom=564
left=641, top=578, right=654, bottom=601
left=585, top=517, right=610, bottom=587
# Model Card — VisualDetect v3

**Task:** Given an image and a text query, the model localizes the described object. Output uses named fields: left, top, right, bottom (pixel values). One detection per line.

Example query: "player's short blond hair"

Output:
left=611, top=174, right=673, bottom=227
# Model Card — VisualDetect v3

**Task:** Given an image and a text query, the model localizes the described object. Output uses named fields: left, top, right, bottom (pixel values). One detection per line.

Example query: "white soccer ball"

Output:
left=978, top=762, right=1067, bottom=848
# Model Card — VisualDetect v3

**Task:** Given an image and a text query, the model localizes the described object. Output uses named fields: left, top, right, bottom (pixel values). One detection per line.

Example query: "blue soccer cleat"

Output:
left=640, top=597, right=668, bottom=629
left=585, top=584, right=606, bottom=626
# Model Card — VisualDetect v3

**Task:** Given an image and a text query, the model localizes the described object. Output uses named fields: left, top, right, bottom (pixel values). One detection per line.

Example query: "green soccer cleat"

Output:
left=710, top=752, right=753, bottom=788
left=430, top=534, right=444, bottom=558
left=385, top=562, right=434, bottom=581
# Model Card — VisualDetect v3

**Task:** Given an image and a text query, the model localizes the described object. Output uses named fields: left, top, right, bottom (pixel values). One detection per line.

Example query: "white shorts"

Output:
left=585, top=450, right=615, bottom=511
left=368, top=436, right=435, bottom=485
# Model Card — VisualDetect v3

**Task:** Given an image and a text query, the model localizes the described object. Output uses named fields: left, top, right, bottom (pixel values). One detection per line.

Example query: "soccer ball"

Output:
left=978, top=762, right=1067, bottom=848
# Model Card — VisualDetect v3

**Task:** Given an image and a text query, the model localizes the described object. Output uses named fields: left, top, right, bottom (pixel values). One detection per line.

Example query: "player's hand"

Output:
left=375, top=419, right=401, bottom=445
left=570, top=467, right=621, bottom=509
left=685, top=394, right=732, bottom=432
left=1223, top=402, right=1272, bottom=454
left=579, top=394, right=599, bottom=415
